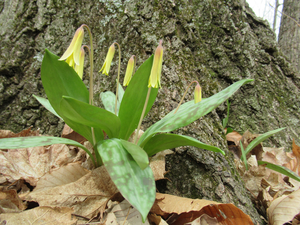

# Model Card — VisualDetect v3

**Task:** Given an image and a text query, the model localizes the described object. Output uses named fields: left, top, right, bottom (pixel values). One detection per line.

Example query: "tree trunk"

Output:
left=2, top=0, right=300, bottom=223
left=278, top=0, right=300, bottom=73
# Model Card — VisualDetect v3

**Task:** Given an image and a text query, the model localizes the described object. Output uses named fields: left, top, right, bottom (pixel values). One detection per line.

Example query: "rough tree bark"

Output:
left=1, top=0, right=300, bottom=223
left=278, top=0, right=300, bottom=73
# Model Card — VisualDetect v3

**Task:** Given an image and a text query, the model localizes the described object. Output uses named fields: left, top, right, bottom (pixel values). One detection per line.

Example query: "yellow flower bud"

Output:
left=148, top=40, right=163, bottom=88
left=123, top=55, right=135, bottom=86
left=99, top=43, right=115, bottom=76
left=75, top=47, right=85, bottom=79
left=59, top=25, right=84, bottom=67
left=194, top=83, right=202, bottom=103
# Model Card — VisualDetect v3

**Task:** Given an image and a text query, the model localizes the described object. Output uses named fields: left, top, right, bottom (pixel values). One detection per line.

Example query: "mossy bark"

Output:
left=1, top=0, right=299, bottom=223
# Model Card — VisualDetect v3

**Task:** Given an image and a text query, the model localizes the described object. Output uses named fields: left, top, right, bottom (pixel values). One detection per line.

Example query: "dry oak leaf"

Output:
left=0, top=143, right=86, bottom=186
left=0, top=206, right=77, bottom=225
left=284, top=140, right=300, bottom=175
left=0, top=127, right=39, bottom=139
left=151, top=193, right=253, bottom=225
left=0, top=189, right=26, bottom=213
left=268, top=188, right=300, bottom=225
left=150, top=149, right=173, bottom=181
left=26, top=164, right=118, bottom=219
left=226, top=130, right=242, bottom=146
left=105, top=199, right=150, bottom=225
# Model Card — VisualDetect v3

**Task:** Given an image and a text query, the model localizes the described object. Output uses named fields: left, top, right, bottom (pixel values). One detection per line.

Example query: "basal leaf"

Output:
left=143, top=133, right=225, bottom=156
left=41, top=49, right=96, bottom=144
left=41, top=49, right=89, bottom=115
left=33, top=95, right=63, bottom=120
left=0, top=136, right=96, bottom=166
left=118, top=55, right=158, bottom=140
left=240, top=140, right=248, bottom=170
left=258, top=160, right=300, bottom=182
left=138, top=79, right=253, bottom=147
left=97, top=138, right=155, bottom=222
left=244, top=127, right=286, bottom=156
left=120, top=140, right=149, bottom=169
left=60, top=96, right=121, bottom=138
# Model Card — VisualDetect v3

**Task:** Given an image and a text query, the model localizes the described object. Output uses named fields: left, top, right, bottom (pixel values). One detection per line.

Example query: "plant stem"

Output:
left=82, top=24, right=94, bottom=105
left=82, top=24, right=96, bottom=146
left=114, top=42, right=121, bottom=115
left=134, top=87, right=151, bottom=144
left=174, top=80, right=197, bottom=114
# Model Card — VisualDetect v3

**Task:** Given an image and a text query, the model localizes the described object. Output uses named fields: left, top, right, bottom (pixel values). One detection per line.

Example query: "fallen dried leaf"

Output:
left=268, top=188, right=300, bottom=225
left=26, top=165, right=118, bottom=219
left=0, top=206, right=77, bottom=224
left=105, top=199, right=150, bottom=225
left=0, top=189, right=26, bottom=213
left=226, top=130, right=242, bottom=146
left=150, top=150, right=173, bottom=181
left=0, top=144, right=86, bottom=186
left=151, top=193, right=253, bottom=225
left=61, top=124, right=87, bottom=143
left=0, top=127, right=39, bottom=139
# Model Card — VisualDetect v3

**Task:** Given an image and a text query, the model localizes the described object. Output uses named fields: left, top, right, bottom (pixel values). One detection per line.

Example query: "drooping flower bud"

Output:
left=99, top=43, right=115, bottom=76
left=194, top=83, right=202, bottom=103
left=123, top=55, right=135, bottom=86
left=75, top=46, right=85, bottom=79
left=148, top=40, right=163, bottom=88
left=59, top=25, right=84, bottom=67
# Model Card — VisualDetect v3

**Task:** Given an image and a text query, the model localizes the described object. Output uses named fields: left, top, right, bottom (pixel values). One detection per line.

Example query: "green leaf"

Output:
left=100, top=91, right=117, bottom=114
left=0, top=136, right=96, bottom=166
left=118, top=55, right=159, bottom=140
left=226, top=127, right=233, bottom=134
left=120, top=140, right=149, bottom=169
left=41, top=49, right=96, bottom=144
left=117, top=81, right=125, bottom=103
left=258, top=160, right=300, bottom=182
left=100, top=82, right=124, bottom=115
left=138, top=79, right=253, bottom=147
left=60, top=96, right=121, bottom=138
left=243, top=127, right=286, bottom=156
left=240, top=140, right=248, bottom=170
left=97, top=139, right=155, bottom=222
left=222, top=100, right=230, bottom=128
left=33, top=95, right=63, bottom=120
left=41, top=49, right=89, bottom=115
left=143, top=133, right=225, bottom=156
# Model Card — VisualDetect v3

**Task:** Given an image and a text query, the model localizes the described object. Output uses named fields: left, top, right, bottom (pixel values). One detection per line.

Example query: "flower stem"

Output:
left=174, top=80, right=198, bottom=114
left=134, top=87, right=151, bottom=144
left=82, top=24, right=96, bottom=146
left=114, top=42, right=121, bottom=115
left=82, top=24, right=94, bottom=105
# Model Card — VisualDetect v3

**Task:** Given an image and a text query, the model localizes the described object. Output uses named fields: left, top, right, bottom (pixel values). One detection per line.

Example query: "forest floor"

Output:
left=0, top=126, right=299, bottom=225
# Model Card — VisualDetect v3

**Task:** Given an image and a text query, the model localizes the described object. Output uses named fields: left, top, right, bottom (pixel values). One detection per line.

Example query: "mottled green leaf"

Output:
left=0, top=136, right=96, bottom=166
left=138, top=79, right=253, bottom=147
left=60, top=96, right=121, bottom=138
left=243, top=127, right=286, bottom=156
left=258, top=160, right=300, bottom=182
left=97, top=138, right=155, bottom=222
left=33, top=95, right=63, bottom=120
left=120, top=140, right=149, bottom=169
left=118, top=55, right=158, bottom=140
left=143, top=133, right=224, bottom=156
left=100, top=91, right=116, bottom=114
